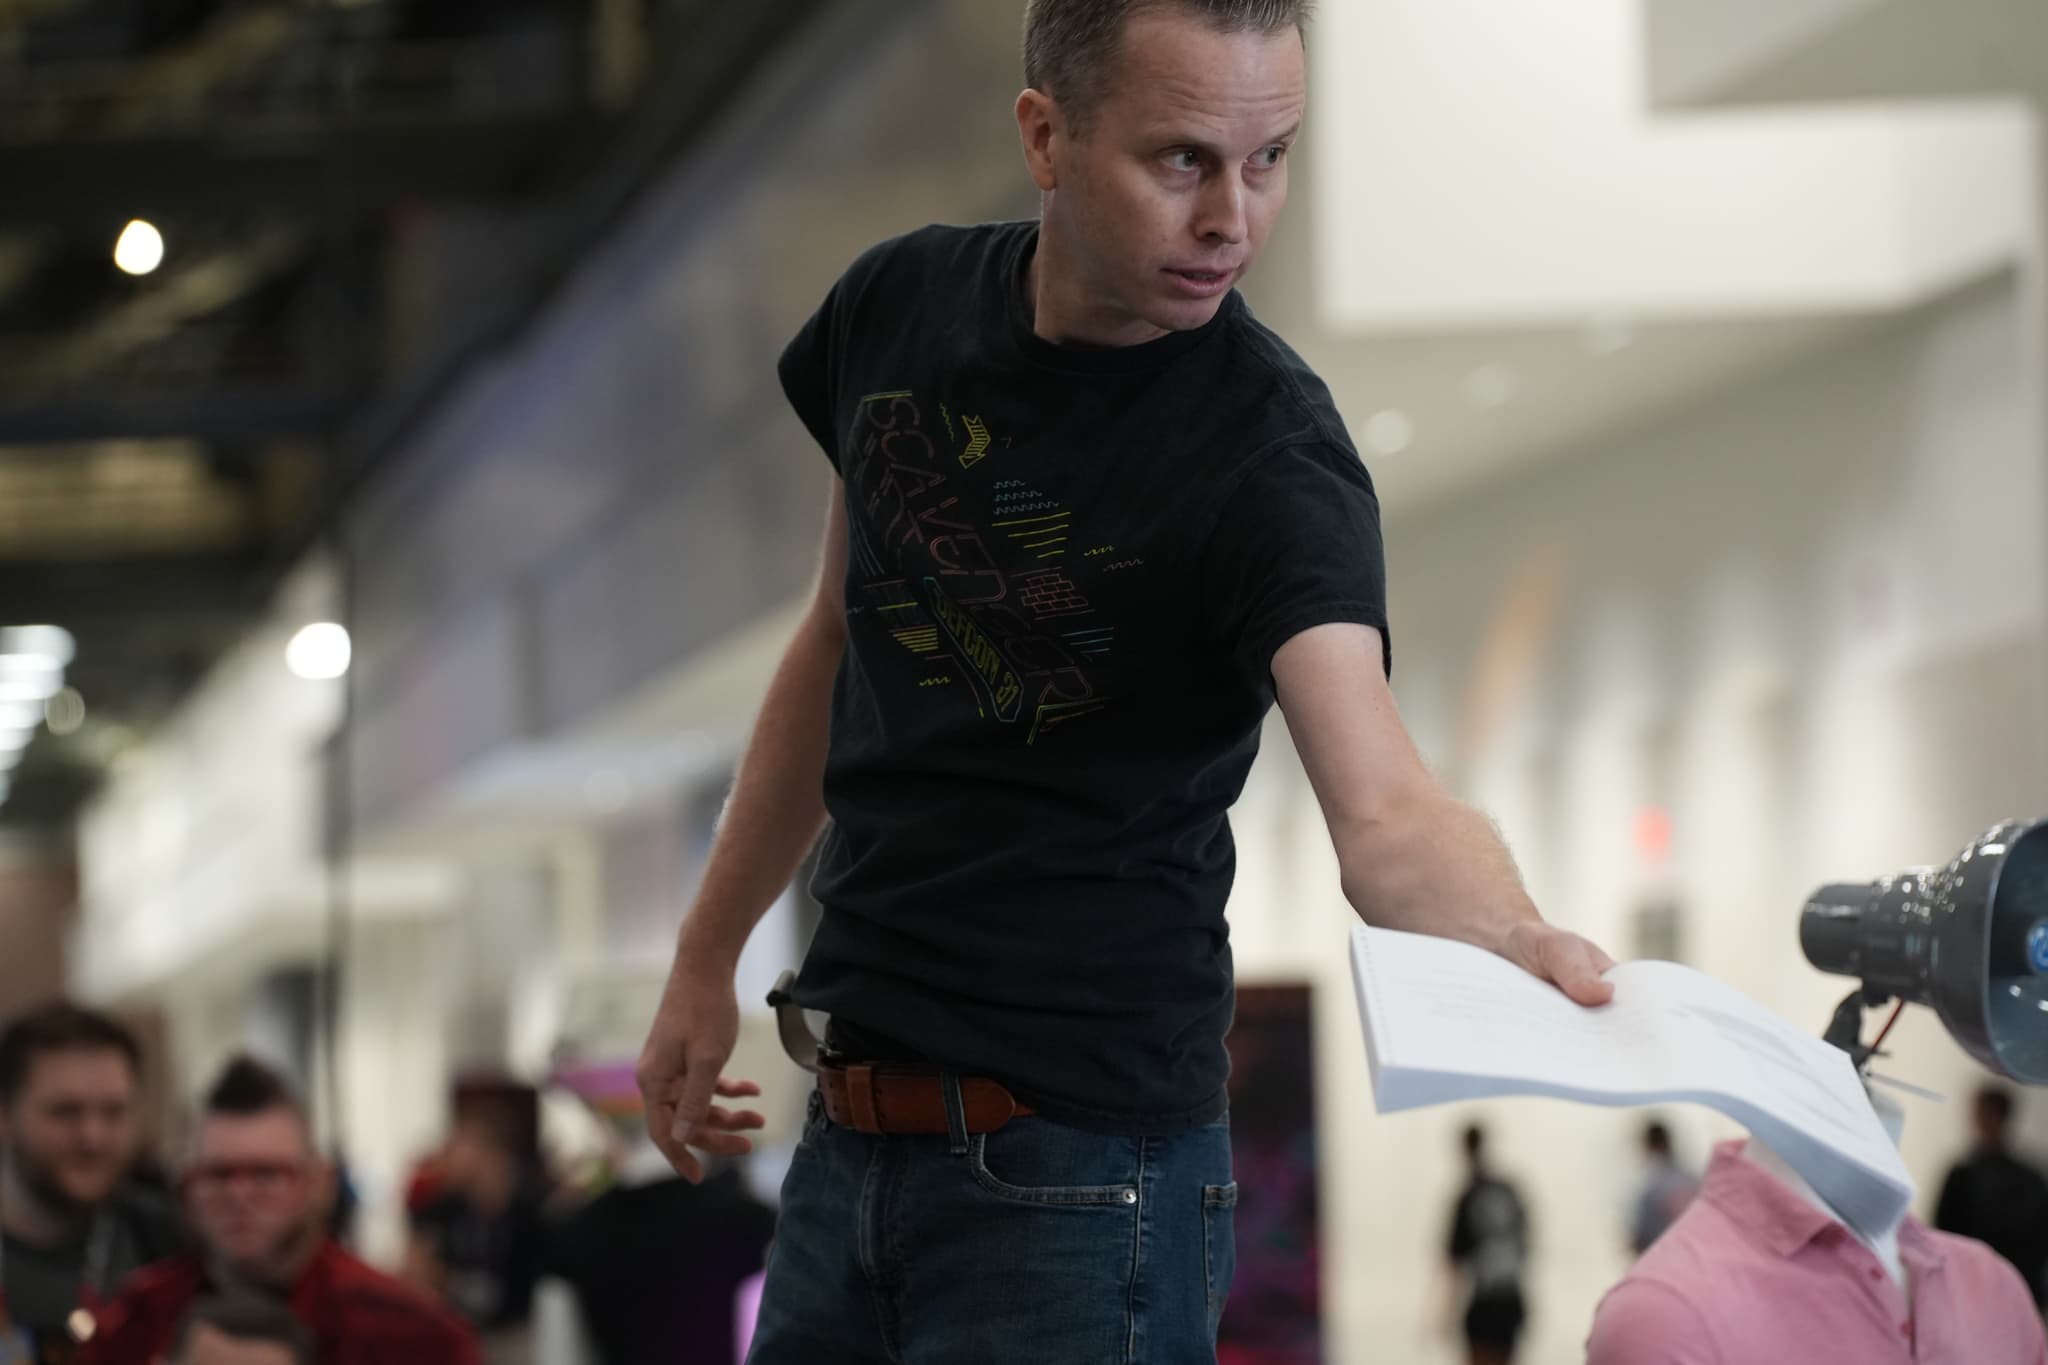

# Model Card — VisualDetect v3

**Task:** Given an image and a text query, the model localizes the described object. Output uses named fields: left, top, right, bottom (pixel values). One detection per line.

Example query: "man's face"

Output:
left=0, top=1048, right=140, bottom=1212
left=178, top=1323, right=298, bottom=1365
left=1031, top=10, right=1306, bottom=343
left=183, top=1111, right=329, bottom=1280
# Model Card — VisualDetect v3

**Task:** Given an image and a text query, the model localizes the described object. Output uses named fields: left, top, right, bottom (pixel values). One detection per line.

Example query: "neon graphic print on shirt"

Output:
left=841, top=387, right=1119, bottom=744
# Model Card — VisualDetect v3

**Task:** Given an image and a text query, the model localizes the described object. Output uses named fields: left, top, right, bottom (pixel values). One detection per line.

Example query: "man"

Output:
left=0, top=1004, right=181, bottom=1361
left=83, top=1058, right=480, bottom=1365
left=635, top=0, right=1615, bottom=1358
left=1628, top=1119, right=1699, bottom=1256
left=403, top=1115, right=548, bottom=1357
left=171, top=1294, right=313, bottom=1365
left=1935, top=1085, right=2048, bottom=1307
left=1446, top=1124, right=1531, bottom=1365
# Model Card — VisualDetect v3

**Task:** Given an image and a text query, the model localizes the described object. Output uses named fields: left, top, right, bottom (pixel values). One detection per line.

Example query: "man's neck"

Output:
left=0, top=1159, right=92, bottom=1249
left=1026, top=218, right=1167, bottom=350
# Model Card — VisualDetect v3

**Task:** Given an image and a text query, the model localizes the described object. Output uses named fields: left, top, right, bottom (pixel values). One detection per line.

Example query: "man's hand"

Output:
left=1499, top=921, right=1616, bottom=1006
left=635, top=963, right=766, bottom=1182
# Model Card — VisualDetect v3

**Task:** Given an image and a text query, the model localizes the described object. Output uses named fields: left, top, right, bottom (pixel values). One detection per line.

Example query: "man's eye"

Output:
left=1166, top=150, right=1202, bottom=172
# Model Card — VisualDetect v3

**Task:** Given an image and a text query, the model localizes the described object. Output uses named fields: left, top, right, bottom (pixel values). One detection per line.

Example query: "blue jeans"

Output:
left=747, top=1090, right=1237, bottom=1364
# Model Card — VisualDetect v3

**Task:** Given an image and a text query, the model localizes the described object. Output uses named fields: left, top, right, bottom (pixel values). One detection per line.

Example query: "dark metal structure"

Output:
left=0, top=0, right=831, bottom=828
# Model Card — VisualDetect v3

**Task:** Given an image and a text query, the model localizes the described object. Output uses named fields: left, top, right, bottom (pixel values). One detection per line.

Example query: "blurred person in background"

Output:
left=1628, top=1118, right=1699, bottom=1257
left=0, top=1004, right=182, bottom=1360
left=169, top=1293, right=313, bottom=1365
left=541, top=1092, right=775, bottom=1365
left=1934, top=1084, right=2048, bottom=1308
left=635, top=0, right=1614, bottom=1357
left=84, top=1056, right=479, bottom=1365
left=403, top=1116, right=548, bottom=1365
left=1445, top=1123, right=1530, bottom=1365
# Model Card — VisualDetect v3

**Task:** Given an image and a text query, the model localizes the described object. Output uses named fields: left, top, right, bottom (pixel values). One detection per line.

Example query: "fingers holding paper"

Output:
left=1500, top=921, right=1618, bottom=1006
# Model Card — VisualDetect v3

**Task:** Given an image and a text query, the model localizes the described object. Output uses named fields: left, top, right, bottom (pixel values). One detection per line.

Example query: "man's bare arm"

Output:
left=636, top=478, right=849, bottom=1178
left=1272, top=621, right=1614, bottom=1004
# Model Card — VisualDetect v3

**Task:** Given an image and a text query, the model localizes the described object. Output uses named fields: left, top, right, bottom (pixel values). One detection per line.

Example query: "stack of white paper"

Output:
left=1348, top=925, right=1916, bottom=1237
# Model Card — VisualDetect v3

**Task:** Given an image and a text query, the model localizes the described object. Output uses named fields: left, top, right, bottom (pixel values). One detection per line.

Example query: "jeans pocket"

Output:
left=795, top=1087, right=826, bottom=1150
left=1203, top=1182, right=1239, bottom=1334
left=966, top=1126, right=1142, bottom=1207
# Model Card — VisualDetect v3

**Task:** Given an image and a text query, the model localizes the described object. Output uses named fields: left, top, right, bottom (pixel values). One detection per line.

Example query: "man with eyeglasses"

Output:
left=82, top=1057, right=479, bottom=1365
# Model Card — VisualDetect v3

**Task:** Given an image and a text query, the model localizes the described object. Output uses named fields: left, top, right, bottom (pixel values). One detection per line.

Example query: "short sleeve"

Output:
left=778, top=288, right=842, bottom=468
left=778, top=238, right=901, bottom=471
left=1199, top=442, right=1389, bottom=690
left=1585, top=1279, right=1724, bottom=1365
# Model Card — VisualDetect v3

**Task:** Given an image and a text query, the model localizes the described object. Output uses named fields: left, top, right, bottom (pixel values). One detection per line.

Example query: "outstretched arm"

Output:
left=1273, top=621, right=1614, bottom=1005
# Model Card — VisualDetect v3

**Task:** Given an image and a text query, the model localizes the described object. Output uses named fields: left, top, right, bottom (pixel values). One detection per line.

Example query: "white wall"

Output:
left=1226, top=273, right=2046, bottom=1364
left=73, top=560, right=460, bottom=1008
left=1644, top=0, right=1879, bottom=106
left=1313, top=0, right=2032, bottom=329
left=73, top=615, right=338, bottom=1003
left=339, top=918, right=455, bottom=1265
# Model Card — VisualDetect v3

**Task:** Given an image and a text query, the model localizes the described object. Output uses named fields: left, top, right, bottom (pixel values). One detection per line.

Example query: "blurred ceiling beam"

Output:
left=0, top=552, right=266, bottom=628
left=15, top=231, right=305, bottom=385
left=86, top=6, right=295, bottom=136
left=0, top=383, right=349, bottom=442
left=0, top=241, right=44, bottom=303
left=0, top=113, right=602, bottom=227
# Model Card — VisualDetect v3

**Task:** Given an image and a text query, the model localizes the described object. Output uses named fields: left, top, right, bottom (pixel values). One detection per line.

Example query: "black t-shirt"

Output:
left=545, top=1170, right=775, bottom=1365
left=0, top=1186, right=183, bottom=1362
left=1448, top=1176, right=1529, bottom=1302
left=779, top=221, right=1388, bottom=1133
left=409, top=1187, right=547, bottom=1333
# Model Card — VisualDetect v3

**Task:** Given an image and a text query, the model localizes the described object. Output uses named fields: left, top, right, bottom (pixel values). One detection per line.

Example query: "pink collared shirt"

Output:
left=1588, top=1141, right=2047, bottom=1364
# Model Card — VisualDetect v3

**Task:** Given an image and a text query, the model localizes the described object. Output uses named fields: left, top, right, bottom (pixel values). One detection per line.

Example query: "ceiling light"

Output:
left=0, top=662, right=63, bottom=700
left=1464, top=364, right=1521, bottom=410
left=1362, top=409, right=1415, bottom=458
left=1586, top=310, right=1636, bottom=357
left=286, top=622, right=352, bottom=681
left=0, top=673, right=62, bottom=703
left=0, top=729, right=32, bottom=753
left=0, top=702, right=41, bottom=731
left=113, top=220, right=165, bottom=276
left=44, top=688, right=85, bottom=736
left=0, top=624, right=75, bottom=668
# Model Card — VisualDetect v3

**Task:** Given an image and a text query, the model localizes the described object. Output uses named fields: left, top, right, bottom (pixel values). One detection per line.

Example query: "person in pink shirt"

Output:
left=1587, top=1140, right=2047, bottom=1364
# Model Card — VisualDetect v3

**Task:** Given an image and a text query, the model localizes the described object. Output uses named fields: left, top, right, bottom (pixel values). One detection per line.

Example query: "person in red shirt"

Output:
left=83, top=1057, right=480, bottom=1365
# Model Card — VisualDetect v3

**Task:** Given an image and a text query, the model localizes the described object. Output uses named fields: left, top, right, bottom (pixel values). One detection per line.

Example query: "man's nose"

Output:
left=1195, top=175, right=1249, bottom=245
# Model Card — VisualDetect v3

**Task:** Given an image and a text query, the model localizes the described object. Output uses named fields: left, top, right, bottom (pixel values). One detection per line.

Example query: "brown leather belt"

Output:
left=817, top=1061, right=1035, bottom=1136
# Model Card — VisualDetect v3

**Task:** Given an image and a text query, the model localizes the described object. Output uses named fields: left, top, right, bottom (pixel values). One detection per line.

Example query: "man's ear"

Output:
left=1016, top=88, right=1061, bottom=193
